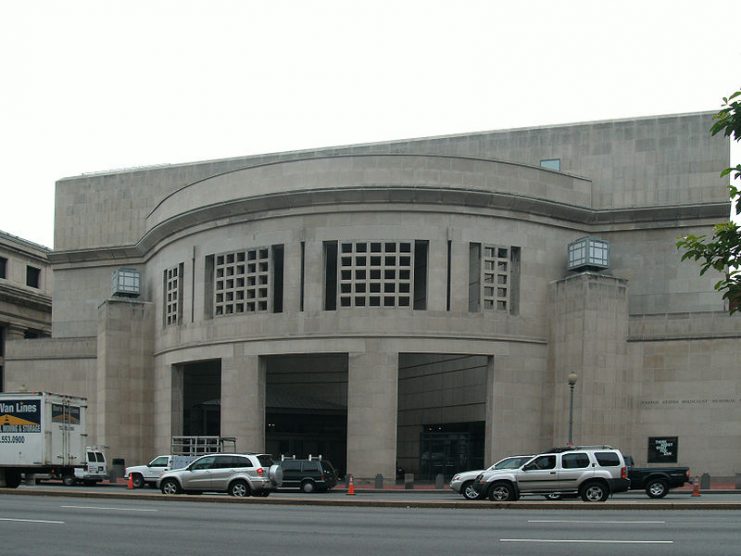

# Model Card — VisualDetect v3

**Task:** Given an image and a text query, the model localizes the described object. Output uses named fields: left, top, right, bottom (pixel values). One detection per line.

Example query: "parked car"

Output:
left=158, top=453, right=281, bottom=497
left=277, top=457, right=338, bottom=493
left=450, top=455, right=534, bottom=500
left=472, top=445, right=630, bottom=502
left=125, top=454, right=198, bottom=488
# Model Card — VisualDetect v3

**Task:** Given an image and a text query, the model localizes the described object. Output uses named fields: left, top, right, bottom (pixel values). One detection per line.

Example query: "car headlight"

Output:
left=452, top=474, right=460, bottom=482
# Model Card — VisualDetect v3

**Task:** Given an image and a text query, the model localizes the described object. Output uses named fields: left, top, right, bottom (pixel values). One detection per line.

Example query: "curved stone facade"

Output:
left=7, top=112, right=741, bottom=480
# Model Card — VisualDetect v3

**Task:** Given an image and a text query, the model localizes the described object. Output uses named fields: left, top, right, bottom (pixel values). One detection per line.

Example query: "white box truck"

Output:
left=0, top=392, right=87, bottom=488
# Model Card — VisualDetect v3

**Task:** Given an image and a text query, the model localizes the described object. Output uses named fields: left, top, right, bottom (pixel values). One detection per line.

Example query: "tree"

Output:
left=677, top=89, right=741, bottom=313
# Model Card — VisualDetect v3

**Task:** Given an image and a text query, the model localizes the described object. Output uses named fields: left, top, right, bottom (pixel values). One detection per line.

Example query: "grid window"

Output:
left=214, top=248, right=270, bottom=316
left=482, top=245, right=510, bottom=312
left=338, top=241, right=413, bottom=308
left=164, top=264, right=182, bottom=326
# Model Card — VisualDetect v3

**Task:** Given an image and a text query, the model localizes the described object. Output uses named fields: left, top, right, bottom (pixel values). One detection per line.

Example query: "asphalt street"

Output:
left=0, top=493, right=739, bottom=556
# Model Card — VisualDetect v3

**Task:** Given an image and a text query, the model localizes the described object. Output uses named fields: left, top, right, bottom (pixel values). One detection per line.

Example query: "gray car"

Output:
left=450, top=455, right=533, bottom=500
left=158, top=453, right=281, bottom=497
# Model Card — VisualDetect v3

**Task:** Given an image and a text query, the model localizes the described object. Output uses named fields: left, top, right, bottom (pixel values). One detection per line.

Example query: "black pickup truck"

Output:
left=624, top=456, right=691, bottom=498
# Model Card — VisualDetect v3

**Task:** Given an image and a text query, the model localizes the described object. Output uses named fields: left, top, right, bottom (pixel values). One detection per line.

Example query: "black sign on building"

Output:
left=648, top=436, right=679, bottom=463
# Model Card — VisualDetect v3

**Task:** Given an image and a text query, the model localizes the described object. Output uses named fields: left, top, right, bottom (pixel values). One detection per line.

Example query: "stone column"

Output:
left=97, top=299, right=154, bottom=467
left=303, top=240, right=325, bottom=313
left=220, top=346, right=265, bottom=452
left=549, top=272, right=631, bottom=449
left=282, top=241, right=302, bottom=314
left=347, top=340, right=398, bottom=481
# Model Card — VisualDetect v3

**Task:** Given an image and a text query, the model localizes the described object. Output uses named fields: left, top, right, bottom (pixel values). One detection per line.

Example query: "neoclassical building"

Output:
left=6, top=112, right=740, bottom=480
left=0, top=230, right=52, bottom=391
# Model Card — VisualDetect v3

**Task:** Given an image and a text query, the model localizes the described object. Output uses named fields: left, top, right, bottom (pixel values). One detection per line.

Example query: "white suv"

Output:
left=158, top=453, right=281, bottom=497
left=472, top=446, right=630, bottom=502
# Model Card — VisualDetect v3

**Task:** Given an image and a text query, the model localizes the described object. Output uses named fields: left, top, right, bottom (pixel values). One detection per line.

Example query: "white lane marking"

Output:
left=61, top=505, right=158, bottom=513
left=501, top=539, right=673, bottom=544
left=529, top=519, right=666, bottom=524
left=0, top=518, right=64, bottom=524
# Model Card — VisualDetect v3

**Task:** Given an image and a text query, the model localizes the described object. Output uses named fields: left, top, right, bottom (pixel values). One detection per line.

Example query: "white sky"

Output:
left=1, top=0, right=739, bottom=248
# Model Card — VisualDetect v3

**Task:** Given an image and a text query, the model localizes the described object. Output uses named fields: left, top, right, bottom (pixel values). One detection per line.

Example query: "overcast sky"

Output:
left=1, top=0, right=739, bottom=248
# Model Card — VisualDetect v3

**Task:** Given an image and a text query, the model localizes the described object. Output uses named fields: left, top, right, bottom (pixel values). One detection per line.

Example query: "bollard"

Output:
left=374, top=474, right=384, bottom=489
left=435, top=473, right=444, bottom=490
left=404, top=472, right=414, bottom=490
left=700, top=473, right=711, bottom=489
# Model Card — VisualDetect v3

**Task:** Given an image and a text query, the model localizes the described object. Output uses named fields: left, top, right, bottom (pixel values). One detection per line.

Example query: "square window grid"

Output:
left=338, top=241, right=412, bottom=308
left=214, top=248, right=270, bottom=316
left=482, top=245, right=510, bottom=311
left=165, top=266, right=180, bottom=325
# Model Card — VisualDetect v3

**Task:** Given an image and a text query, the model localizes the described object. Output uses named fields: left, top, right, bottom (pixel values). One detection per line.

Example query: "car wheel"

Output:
left=160, top=478, right=182, bottom=495
left=131, top=474, right=145, bottom=489
left=487, top=482, right=515, bottom=502
left=580, top=481, right=609, bottom=502
left=62, top=475, right=76, bottom=487
left=461, top=481, right=480, bottom=500
left=544, top=493, right=562, bottom=500
left=229, top=480, right=251, bottom=497
left=645, top=479, right=669, bottom=499
left=301, top=480, right=316, bottom=493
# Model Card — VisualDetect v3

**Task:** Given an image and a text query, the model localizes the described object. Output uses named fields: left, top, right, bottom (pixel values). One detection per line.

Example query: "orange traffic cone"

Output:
left=127, top=474, right=134, bottom=490
left=346, top=475, right=355, bottom=496
left=691, top=476, right=701, bottom=497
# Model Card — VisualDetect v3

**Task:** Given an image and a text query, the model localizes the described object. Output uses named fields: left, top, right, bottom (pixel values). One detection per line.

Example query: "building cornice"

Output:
left=48, top=186, right=729, bottom=265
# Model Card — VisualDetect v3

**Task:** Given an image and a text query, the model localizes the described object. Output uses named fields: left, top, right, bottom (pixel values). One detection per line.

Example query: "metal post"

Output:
left=567, top=372, right=578, bottom=448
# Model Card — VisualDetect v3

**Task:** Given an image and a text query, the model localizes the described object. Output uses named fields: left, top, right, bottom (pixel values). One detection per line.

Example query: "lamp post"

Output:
left=567, top=372, right=578, bottom=448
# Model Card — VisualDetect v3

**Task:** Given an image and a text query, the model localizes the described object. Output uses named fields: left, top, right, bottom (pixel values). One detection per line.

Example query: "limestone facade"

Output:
left=5, top=112, right=741, bottom=480
left=0, top=230, right=51, bottom=391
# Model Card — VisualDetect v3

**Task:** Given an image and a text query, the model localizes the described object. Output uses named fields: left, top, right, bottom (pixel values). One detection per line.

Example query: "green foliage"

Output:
left=677, top=89, right=741, bottom=313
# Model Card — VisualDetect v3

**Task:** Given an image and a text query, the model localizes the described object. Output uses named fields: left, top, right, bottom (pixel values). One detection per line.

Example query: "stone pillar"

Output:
left=282, top=241, right=302, bottom=313
left=426, top=239, right=448, bottom=311
left=449, top=236, right=468, bottom=313
left=549, top=272, right=631, bottom=449
left=347, top=340, right=397, bottom=480
left=97, top=299, right=154, bottom=467
left=221, top=346, right=265, bottom=452
left=303, top=240, right=325, bottom=313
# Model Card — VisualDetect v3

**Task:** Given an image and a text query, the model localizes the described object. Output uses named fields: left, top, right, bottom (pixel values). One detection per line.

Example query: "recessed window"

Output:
left=0, top=257, right=6, bottom=279
left=164, top=263, right=184, bottom=326
left=26, top=266, right=40, bottom=288
left=214, top=247, right=273, bottom=316
left=540, top=158, right=561, bottom=171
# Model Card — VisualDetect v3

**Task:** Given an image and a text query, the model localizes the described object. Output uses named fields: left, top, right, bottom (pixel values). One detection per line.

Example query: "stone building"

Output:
left=0, top=230, right=52, bottom=391
left=5, top=112, right=740, bottom=480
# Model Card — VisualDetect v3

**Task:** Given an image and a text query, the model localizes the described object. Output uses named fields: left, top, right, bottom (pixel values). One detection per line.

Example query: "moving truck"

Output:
left=0, top=392, right=87, bottom=488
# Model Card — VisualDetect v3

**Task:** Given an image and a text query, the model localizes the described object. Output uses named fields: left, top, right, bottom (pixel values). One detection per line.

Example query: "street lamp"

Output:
left=567, top=372, right=578, bottom=448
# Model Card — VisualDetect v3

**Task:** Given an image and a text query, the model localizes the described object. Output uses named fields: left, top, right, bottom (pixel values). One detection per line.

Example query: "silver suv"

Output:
left=472, top=446, right=630, bottom=502
left=158, top=453, right=281, bottom=497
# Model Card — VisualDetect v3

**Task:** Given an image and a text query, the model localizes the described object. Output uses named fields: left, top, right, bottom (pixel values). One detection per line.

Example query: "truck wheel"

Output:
left=461, top=481, right=480, bottom=500
left=4, top=471, right=21, bottom=489
left=487, top=482, right=515, bottom=502
left=160, top=478, right=182, bottom=495
left=62, top=475, right=76, bottom=487
left=645, top=478, right=669, bottom=499
left=580, top=481, right=609, bottom=502
left=131, top=474, right=145, bottom=489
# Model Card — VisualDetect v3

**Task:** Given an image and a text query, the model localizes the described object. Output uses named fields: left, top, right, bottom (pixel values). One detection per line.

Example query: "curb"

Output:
left=4, top=487, right=741, bottom=510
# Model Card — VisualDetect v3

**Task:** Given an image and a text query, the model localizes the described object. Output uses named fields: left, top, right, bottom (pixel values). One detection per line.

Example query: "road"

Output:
left=0, top=493, right=739, bottom=555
